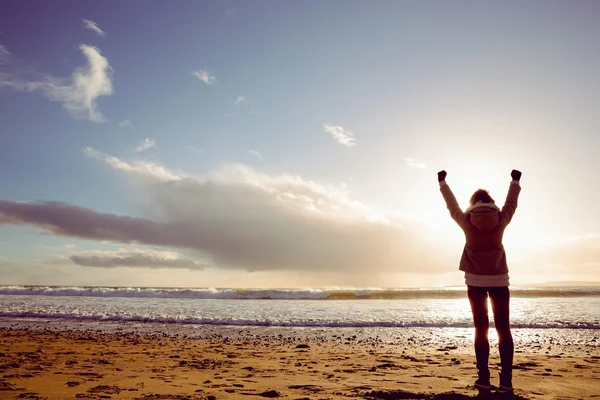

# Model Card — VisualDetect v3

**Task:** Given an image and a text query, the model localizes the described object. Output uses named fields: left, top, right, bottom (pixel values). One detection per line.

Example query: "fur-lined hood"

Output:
left=465, top=202, right=500, bottom=213
left=465, top=202, right=500, bottom=232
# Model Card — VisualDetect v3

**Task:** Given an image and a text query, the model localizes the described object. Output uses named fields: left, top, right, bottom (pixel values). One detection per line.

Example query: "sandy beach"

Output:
left=0, top=326, right=598, bottom=400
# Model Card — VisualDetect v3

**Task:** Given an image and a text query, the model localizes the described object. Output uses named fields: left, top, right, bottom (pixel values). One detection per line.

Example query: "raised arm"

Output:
left=500, top=169, right=522, bottom=225
left=438, top=170, right=466, bottom=227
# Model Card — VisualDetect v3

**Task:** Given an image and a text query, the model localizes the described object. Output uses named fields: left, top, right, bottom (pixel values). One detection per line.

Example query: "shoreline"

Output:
left=1, top=318, right=598, bottom=355
left=0, top=323, right=598, bottom=399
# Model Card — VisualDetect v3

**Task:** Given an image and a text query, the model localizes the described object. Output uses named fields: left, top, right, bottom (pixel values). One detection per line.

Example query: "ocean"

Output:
left=2, top=285, right=599, bottom=356
left=1, top=285, right=598, bottom=330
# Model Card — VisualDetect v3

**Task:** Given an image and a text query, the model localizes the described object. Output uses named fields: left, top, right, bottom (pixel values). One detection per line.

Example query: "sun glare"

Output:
left=401, top=154, right=549, bottom=264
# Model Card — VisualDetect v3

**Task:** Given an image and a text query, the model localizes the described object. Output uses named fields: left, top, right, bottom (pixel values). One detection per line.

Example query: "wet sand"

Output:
left=0, top=327, right=598, bottom=399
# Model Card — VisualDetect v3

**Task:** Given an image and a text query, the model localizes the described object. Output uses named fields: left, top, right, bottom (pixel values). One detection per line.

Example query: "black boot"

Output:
left=474, top=369, right=491, bottom=390
left=499, top=371, right=513, bottom=392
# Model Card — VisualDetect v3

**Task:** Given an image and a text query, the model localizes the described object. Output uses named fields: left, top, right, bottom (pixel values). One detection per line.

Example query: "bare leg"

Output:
left=490, top=286, right=513, bottom=377
left=467, top=286, right=490, bottom=380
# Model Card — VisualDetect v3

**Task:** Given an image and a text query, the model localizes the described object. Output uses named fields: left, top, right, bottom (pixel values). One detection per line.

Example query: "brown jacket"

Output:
left=440, top=181, right=521, bottom=275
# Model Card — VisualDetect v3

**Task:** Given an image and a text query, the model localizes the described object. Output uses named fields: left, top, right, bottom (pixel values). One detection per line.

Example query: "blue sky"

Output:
left=1, top=1, right=599, bottom=287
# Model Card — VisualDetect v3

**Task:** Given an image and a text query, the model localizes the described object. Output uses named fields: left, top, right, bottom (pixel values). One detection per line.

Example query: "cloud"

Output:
left=118, top=119, right=133, bottom=128
left=87, top=150, right=386, bottom=222
left=323, top=123, right=356, bottom=147
left=533, top=234, right=600, bottom=274
left=192, top=69, right=216, bottom=85
left=82, top=18, right=107, bottom=37
left=0, top=45, right=12, bottom=64
left=135, top=138, right=156, bottom=152
left=234, top=96, right=250, bottom=108
left=500, top=233, right=600, bottom=284
left=0, top=152, right=448, bottom=274
left=248, top=149, right=262, bottom=160
left=0, top=45, right=113, bottom=122
left=84, top=147, right=181, bottom=181
left=227, top=96, right=254, bottom=117
left=405, top=158, right=427, bottom=170
left=68, top=247, right=206, bottom=270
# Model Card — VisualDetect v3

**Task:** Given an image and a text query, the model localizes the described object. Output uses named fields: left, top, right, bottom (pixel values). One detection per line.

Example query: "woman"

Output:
left=437, top=169, right=522, bottom=392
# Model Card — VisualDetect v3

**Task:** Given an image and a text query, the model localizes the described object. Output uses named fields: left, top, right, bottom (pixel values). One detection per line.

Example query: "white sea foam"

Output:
left=1, top=311, right=598, bottom=329
left=0, top=285, right=598, bottom=300
left=1, top=287, right=598, bottom=330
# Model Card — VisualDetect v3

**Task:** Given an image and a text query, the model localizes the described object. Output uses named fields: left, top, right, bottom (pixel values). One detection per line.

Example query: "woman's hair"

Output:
left=470, top=189, right=495, bottom=206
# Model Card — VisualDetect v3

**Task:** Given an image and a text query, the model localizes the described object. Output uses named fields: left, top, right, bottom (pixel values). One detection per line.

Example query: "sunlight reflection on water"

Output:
left=1, top=295, right=598, bottom=330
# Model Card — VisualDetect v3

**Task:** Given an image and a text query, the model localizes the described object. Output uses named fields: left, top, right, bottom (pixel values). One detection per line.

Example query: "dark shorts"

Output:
left=467, top=286, right=510, bottom=330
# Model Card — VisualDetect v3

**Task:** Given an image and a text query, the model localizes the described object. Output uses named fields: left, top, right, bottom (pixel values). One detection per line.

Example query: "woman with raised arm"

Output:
left=437, top=169, right=522, bottom=393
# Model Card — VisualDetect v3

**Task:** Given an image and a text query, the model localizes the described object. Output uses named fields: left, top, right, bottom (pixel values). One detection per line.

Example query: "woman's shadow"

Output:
left=364, top=388, right=530, bottom=399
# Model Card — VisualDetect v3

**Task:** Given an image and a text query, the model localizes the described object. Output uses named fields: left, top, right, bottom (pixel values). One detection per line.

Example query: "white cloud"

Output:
left=0, top=44, right=113, bottom=122
left=118, top=119, right=133, bottom=128
left=235, top=96, right=250, bottom=108
left=135, top=138, right=156, bottom=152
left=3, top=150, right=452, bottom=276
left=405, top=158, right=427, bottom=169
left=84, top=147, right=182, bottom=181
left=0, top=45, right=12, bottom=64
left=82, top=18, right=106, bottom=37
left=85, top=151, right=389, bottom=223
left=248, top=149, right=262, bottom=160
left=533, top=234, right=600, bottom=273
left=192, top=69, right=216, bottom=85
left=68, top=247, right=206, bottom=270
left=323, top=123, right=356, bottom=147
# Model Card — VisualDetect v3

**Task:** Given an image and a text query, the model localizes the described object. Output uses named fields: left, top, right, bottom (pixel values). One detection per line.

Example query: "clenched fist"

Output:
left=437, top=170, right=447, bottom=183
left=511, top=169, right=522, bottom=181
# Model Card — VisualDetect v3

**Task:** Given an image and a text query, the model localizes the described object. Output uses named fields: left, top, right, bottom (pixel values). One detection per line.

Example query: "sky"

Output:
left=1, top=0, right=599, bottom=288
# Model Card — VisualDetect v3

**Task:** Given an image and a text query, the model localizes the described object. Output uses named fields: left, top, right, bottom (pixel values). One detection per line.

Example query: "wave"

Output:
left=1, top=285, right=599, bottom=300
left=1, top=311, right=598, bottom=329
